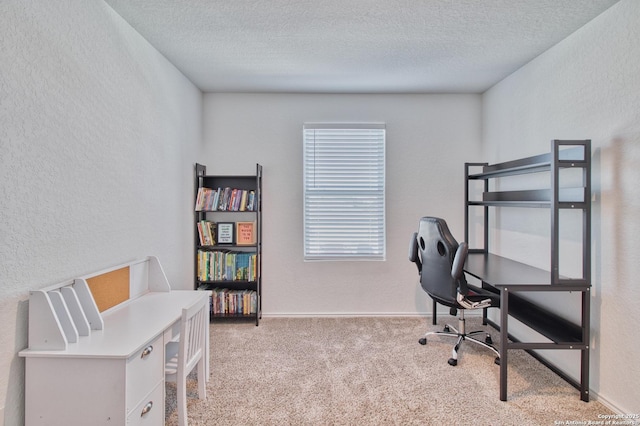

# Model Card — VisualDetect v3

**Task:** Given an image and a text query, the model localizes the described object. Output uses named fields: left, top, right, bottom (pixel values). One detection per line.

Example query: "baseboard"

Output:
left=261, top=311, right=485, bottom=318
left=589, top=391, right=628, bottom=416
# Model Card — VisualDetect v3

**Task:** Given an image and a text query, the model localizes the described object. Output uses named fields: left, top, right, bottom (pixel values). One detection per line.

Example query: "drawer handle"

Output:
left=140, top=401, right=153, bottom=417
left=141, top=345, right=153, bottom=359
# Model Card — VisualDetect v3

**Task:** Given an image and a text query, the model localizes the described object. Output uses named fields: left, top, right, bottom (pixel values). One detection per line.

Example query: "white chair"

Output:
left=165, top=297, right=208, bottom=426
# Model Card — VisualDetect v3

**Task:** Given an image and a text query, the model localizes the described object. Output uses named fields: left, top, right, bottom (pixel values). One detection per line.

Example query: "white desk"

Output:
left=19, top=257, right=211, bottom=425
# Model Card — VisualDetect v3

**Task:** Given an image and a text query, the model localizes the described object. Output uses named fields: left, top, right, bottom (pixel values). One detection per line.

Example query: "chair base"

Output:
left=419, top=313, right=500, bottom=366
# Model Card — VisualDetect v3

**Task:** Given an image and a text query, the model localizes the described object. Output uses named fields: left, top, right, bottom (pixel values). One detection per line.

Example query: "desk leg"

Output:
left=500, top=287, right=509, bottom=401
left=581, top=289, right=590, bottom=402
left=206, top=321, right=211, bottom=380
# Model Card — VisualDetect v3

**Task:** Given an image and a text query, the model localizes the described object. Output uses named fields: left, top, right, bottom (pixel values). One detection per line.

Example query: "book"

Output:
left=197, top=220, right=216, bottom=246
left=195, top=187, right=211, bottom=210
left=247, top=191, right=255, bottom=211
left=239, top=190, right=248, bottom=211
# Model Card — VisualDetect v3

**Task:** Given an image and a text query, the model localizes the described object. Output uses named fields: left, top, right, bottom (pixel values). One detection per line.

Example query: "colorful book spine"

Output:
left=196, top=187, right=257, bottom=211
left=197, top=250, right=258, bottom=282
left=210, top=288, right=257, bottom=315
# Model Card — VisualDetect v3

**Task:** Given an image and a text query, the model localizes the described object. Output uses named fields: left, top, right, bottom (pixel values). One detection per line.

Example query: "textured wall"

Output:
left=0, top=1, right=202, bottom=424
left=202, top=93, right=482, bottom=316
left=482, top=0, right=640, bottom=414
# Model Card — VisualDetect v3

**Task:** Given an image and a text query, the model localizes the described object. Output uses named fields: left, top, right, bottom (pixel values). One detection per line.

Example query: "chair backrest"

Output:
left=179, top=297, right=208, bottom=377
left=412, top=217, right=468, bottom=307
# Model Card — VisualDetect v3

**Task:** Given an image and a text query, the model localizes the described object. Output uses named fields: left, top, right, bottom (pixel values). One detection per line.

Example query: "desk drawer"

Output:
left=126, top=334, right=164, bottom=410
left=127, top=382, right=164, bottom=425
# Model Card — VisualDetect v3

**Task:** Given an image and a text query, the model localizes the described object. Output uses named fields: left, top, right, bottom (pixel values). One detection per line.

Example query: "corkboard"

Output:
left=86, top=266, right=130, bottom=312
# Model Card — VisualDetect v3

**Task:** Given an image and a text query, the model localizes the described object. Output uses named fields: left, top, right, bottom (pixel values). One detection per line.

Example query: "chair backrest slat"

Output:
left=179, top=297, right=208, bottom=375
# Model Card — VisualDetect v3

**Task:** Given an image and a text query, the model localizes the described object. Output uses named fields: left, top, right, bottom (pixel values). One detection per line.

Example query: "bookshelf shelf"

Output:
left=195, top=163, right=262, bottom=325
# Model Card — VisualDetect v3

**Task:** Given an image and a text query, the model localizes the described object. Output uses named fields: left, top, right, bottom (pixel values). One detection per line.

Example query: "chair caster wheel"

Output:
left=448, top=358, right=458, bottom=366
left=418, top=338, right=427, bottom=345
left=485, top=334, right=493, bottom=344
left=494, top=357, right=500, bottom=365
left=443, top=325, right=451, bottom=332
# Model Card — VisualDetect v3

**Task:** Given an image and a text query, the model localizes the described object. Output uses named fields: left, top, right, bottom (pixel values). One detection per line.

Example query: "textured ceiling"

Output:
left=104, top=0, right=619, bottom=93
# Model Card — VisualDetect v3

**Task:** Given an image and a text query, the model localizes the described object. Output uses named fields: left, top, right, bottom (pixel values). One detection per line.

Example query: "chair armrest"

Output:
left=451, top=242, right=468, bottom=280
left=408, top=232, right=422, bottom=273
left=452, top=242, right=472, bottom=297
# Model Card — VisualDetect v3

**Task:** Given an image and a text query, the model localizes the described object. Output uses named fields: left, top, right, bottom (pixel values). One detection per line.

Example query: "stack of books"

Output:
left=195, top=187, right=257, bottom=211
left=210, top=289, right=257, bottom=315
left=197, top=250, right=257, bottom=282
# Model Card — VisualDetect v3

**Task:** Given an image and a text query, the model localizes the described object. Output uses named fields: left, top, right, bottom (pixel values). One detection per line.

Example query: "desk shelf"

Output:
left=506, top=294, right=583, bottom=344
left=464, top=140, right=591, bottom=402
left=467, top=145, right=587, bottom=180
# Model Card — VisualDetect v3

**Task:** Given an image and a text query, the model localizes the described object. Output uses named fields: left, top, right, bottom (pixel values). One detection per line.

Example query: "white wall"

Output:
left=482, top=0, right=640, bottom=414
left=202, top=93, right=481, bottom=316
left=0, top=2, right=202, bottom=424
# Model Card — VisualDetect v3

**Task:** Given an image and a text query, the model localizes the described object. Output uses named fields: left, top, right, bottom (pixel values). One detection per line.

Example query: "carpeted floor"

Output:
left=165, top=316, right=613, bottom=425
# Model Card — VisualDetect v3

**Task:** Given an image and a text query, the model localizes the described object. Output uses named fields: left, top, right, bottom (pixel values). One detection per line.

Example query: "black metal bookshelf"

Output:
left=194, top=163, right=262, bottom=325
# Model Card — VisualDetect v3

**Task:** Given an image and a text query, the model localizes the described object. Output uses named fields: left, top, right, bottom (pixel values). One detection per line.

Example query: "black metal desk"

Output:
left=464, top=252, right=591, bottom=402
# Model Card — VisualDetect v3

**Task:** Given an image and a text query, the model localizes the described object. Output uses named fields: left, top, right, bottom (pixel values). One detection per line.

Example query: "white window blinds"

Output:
left=303, top=123, right=386, bottom=261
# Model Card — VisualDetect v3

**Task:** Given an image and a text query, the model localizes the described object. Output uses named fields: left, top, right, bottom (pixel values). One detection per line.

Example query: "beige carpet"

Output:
left=165, top=316, right=613, bottom=425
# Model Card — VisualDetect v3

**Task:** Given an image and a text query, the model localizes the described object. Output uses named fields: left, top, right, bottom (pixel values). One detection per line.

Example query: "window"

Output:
left=303, top=123, right=386, bottom=261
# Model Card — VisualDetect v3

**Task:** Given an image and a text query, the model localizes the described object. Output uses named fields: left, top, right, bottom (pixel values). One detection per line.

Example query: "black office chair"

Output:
left=409, top=216, right=500, bottom=366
